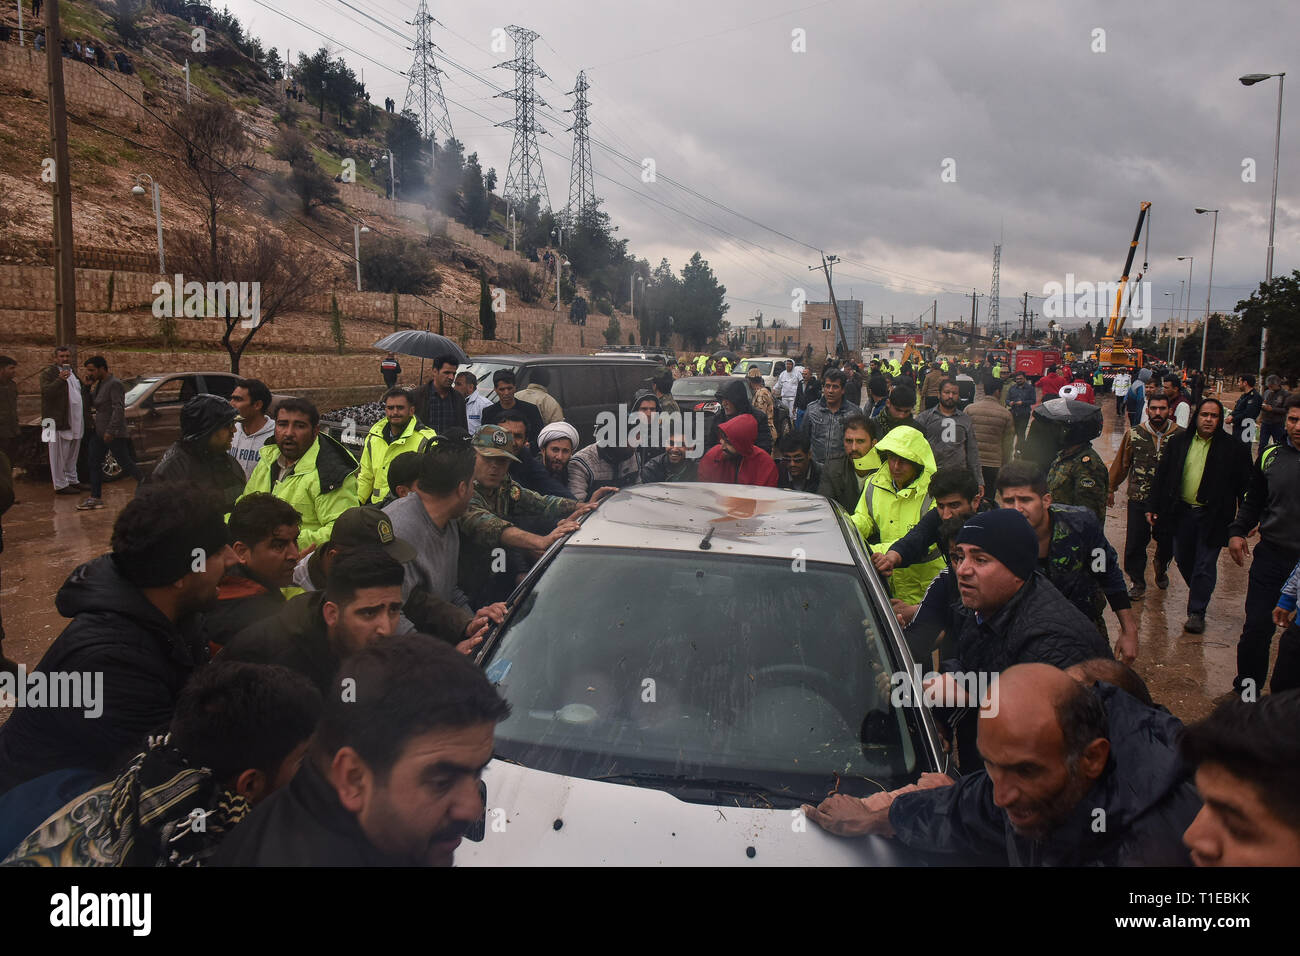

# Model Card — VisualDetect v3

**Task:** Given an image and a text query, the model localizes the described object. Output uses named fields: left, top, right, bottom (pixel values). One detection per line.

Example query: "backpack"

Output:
left=1125, top=382, right=1144, bottom=414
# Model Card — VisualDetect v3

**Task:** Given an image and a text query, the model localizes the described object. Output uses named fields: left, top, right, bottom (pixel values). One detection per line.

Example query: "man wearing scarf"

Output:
left=2, top=662, right=319, bottom=867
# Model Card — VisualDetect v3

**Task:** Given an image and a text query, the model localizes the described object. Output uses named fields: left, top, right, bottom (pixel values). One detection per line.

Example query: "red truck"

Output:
left=1013, top=348, right=1062, bottom=381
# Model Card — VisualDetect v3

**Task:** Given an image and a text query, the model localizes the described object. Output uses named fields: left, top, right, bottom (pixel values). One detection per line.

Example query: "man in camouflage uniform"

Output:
left=1106, top=390, right=1181, bottom=598
left=1047, top=437, right=1108, bottom=523
left=458, top=425, right=609, bottom=606
left=996, top=461, right=1138, bottom=663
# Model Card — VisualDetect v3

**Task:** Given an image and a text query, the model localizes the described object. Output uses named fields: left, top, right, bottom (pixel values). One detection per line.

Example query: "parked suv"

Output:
left=458, top=354, right=661, bottom=446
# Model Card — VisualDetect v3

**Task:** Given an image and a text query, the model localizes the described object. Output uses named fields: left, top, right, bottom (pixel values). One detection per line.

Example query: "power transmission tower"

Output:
left=496, top=25, right=550, bottom=210
left=402, top=0, right=454, bottom=144
left=988, top=243, right=1001, bottom=337
left=564, top=70, right=595, bottom=230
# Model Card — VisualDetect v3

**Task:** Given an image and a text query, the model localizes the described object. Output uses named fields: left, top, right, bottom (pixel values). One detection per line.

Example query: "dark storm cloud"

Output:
left=227, top=0, right=1295, bottom=326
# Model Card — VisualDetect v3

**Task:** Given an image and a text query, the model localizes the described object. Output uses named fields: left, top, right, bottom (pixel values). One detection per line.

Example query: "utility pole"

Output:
left=564, top=71, right=594, bottom=231
left=496, top=26, right=551, bottom=209
left=1021, top=292, right=1029, bottom=338
left=45, top=0, right=77, bottom=354
left=811, top=254, right=847, bottom=356
left=403, top=0, right=455, bottom=144
left=969, top=289, right=980, bottom=362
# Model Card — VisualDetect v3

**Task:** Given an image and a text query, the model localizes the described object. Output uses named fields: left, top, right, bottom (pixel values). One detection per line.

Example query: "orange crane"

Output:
left=1098, top=201, right=1151, bottom=368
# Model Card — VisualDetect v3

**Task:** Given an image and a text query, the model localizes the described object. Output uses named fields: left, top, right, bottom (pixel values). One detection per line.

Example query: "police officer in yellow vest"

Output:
left=357, top=387, right=437, bottom=504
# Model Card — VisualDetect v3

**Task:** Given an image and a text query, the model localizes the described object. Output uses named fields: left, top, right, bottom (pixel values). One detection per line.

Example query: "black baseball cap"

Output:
left=327, top=506, right=416, bottom=564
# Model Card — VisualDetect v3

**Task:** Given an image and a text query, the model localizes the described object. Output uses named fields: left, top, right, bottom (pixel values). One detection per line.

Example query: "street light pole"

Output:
left=131, top=175, right=165, bottom=274
left=353, top=223, right=369, bottom=291
left=1239, top=72, right=1286, bottom=378
left=1195, top=209, right=1219, bottom=374
left=555, top=258, right=568, bottom=312
left=1176, top=256, right=1193, bottom=367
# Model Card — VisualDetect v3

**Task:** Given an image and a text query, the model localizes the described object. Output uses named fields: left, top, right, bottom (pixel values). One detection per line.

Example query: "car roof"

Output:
left=674, top=376, right=728, bottom=386
left=468, top=354, right=658, bottom=365
left=566, top=482, right=855, bottom=565
left=134, top=371, right=234, bottom=378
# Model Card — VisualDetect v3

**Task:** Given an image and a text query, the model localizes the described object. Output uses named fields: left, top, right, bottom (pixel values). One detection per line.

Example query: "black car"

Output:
left=459, top=355, right=662, bottom=446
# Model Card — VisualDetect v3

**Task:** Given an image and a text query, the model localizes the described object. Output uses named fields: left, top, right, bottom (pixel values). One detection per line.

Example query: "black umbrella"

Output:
left=1025, top=396, right=1103, bottom=470
left=1031, top=395, right=1102, bottom=425
left=373, top=330, right=468, bottom=364
left=712, top=349, right=740, bottom=363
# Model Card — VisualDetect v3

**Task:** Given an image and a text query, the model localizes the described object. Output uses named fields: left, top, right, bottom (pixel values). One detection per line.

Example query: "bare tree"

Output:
left=171, top=102, right=254, bottom=272
left=175, top=230, right=328, bottom=373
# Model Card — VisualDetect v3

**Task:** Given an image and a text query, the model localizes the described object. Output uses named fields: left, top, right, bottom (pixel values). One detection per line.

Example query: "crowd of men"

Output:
left=0, top=344, right=1296, bottom=867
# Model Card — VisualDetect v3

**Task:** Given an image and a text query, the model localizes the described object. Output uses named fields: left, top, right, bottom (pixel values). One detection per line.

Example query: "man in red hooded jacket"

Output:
left=698, top=414, right=779, bottom=487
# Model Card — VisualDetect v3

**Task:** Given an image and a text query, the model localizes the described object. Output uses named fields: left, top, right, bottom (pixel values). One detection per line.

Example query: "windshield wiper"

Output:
left=592, top=771, right=814, bottom=804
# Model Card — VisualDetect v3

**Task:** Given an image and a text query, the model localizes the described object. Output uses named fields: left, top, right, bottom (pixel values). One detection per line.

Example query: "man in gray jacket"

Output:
left=914, top=378, right=983, bottom=494
left=77, top=356, right=144, bottom=511
left=799, top=368, right=862, bottom=469
left=383, top=433, right=506, bottom=652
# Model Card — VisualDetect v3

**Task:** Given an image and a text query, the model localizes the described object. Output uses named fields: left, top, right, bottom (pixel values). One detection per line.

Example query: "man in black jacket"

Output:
left=0, top=448, right=14, bottom=675
left=1227, top=395, right=1300, bottom=696
left=143, top=393, right=246, bottom=512
left=1226, top=374, right=1263, bottom=447
left=480, top=370, right=543, bottom=453
left=215, top=633, right=510, bottom=867
left=946, top=509, right=1110, bottom=676
left=220, top=549, right=404, bottom=697
left=1148, top=398, right=1252, bottom=634
left=804, top=663, right=1199, bottom=866
left=775, top=431, right=821, bottom=492
left=412, top=354, right=467, bottom=435
left=938, top=508, right=1110, bottom=771
left=203, top=494, right=302, bottom=651
left=78, top=355, right=144, bottom=510
left=0, top=486, right=235, bottom=795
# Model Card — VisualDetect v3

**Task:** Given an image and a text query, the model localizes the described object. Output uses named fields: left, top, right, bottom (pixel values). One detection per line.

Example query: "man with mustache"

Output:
left=215, top=633, right=510, bottom=867
left=804, top=663, right=1200, bottom=866
left=237, top=398, right=359, bottom=549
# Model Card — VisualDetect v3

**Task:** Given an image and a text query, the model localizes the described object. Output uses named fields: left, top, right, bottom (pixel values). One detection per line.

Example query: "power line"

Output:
left=258, top=1, right=990, bottom=303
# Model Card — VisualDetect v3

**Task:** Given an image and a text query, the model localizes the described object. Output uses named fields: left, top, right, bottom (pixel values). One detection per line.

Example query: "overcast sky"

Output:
left=224, top=0, right=1297, bottom=332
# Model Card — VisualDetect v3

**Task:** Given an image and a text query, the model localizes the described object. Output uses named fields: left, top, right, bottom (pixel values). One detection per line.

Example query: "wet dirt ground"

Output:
left=0, top=395, right=1275, bottom=727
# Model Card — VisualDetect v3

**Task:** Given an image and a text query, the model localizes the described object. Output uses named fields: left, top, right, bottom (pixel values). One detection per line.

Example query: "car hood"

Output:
left=456, top=760, right=915, bottom=867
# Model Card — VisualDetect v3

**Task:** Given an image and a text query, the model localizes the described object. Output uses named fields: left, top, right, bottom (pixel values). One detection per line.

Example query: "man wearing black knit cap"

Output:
left=948, top=509, right=1109, bottom=675
left=940, top=508, right=1111, bottom=772
left=0, top=485, right=237, bottom=795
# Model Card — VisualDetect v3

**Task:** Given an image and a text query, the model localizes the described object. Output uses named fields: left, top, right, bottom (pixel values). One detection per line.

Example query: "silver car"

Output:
left=460, top=482, right=951, bottom=866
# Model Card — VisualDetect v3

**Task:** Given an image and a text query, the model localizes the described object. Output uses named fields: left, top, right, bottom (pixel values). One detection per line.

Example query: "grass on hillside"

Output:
left=186, top=63, right=225, bottom=101
left=59, top=3, right=109, bottom=45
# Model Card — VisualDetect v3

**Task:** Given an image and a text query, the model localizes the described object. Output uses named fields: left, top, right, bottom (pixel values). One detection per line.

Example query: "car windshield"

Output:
left=484, top=546, right=921, bottom=806
left=121, top=377, right=159, bottom=406
left=459, top=361, right=517, bottom=398
left=671, top=378, right=723, bottom=402
left=735, top=359, right=772, bottom=376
